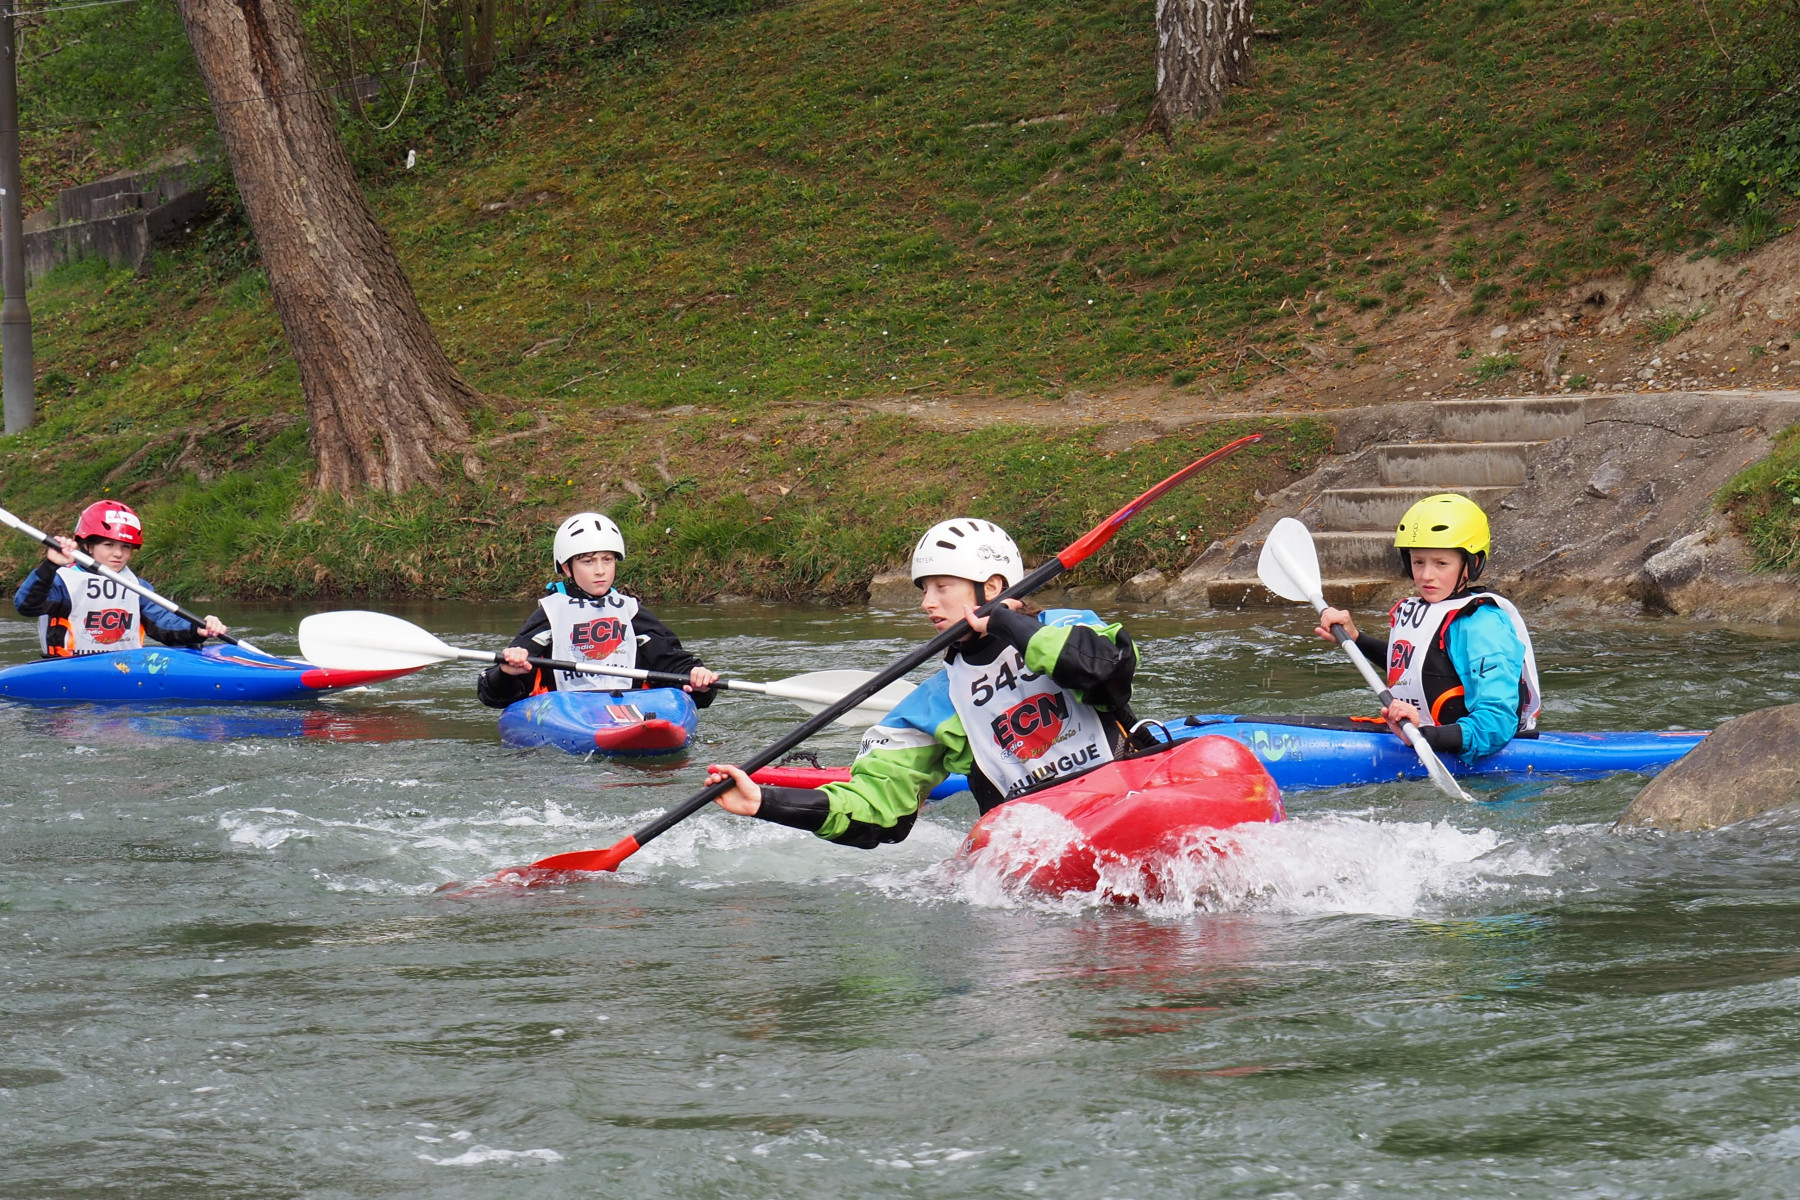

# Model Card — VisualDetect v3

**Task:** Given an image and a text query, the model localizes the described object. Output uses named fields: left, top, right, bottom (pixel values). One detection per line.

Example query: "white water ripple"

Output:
left=935, top=809, right=1558, bottom=919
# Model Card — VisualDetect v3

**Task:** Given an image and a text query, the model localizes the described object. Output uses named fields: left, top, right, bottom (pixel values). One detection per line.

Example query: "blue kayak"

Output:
left=0, top=645, right=419, bottom=704
left=1159, top=714, right=1707, bottom=792
left=498, top=687, right=698, bottom=758
left=757, top=714, right=1707, bottom=797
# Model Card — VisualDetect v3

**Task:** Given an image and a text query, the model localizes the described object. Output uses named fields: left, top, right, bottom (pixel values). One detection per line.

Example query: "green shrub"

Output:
left=1471, top=352, right=1520, bottom=380
left=1720, top=424, right=1800, bottom=571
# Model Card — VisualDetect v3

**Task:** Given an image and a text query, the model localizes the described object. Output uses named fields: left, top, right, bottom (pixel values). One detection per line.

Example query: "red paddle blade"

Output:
left=530, top=835, right=641, bottom=873
left=431, top=835, right=643, bottom=895
left=1057, top=432, right=1263, bottom=570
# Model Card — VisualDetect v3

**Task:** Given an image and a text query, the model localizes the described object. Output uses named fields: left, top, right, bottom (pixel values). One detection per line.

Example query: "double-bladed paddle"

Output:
left=508, top=431, right=1265, bottom=880
left=296, top=609, right=915, bottom=727
left=0, top=503, right=267, bottom=655
left=1256, top=516, right=1476, bottom=803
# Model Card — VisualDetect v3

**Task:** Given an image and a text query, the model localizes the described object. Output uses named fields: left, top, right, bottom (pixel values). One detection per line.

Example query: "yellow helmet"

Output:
left=1395, top=493, right=1490, bottom=580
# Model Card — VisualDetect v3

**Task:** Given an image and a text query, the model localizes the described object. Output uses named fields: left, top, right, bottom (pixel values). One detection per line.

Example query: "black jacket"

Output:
left=476, top=586, right=716, bottom=709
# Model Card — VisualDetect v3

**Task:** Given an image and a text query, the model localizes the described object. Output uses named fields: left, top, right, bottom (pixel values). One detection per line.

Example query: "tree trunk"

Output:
left=465, top=0, right=498, bottom=90
left=174, top=0, right=475, bottom=493
left=1152, top=0, right=1254, bottom=129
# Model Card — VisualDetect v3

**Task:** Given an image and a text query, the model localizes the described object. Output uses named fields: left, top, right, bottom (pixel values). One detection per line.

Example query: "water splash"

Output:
left=943, top=809, right=1556, bottom=919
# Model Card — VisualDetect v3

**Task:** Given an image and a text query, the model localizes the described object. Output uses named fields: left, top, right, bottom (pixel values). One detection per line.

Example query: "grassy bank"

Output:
left=1, top=0, right=1792, bottom=595
left=0, top=266, right=1330, bottom=600
left=1721, top=425, right=1800, bottom=574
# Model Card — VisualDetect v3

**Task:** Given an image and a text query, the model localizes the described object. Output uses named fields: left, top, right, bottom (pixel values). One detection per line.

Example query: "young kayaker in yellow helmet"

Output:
left=1315, top=493, right=1541, bottom=758
left=706, top=518, right=1141, bottom=846
left=476, top=511, right=719, bottom=707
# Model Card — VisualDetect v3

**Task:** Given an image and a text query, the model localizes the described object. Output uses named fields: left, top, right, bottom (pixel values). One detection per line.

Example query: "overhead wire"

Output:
left=7, top=0, right=148, bottom=15
left=361, top=0, right=428, bottom=132
left=4, top=0, right=798, bottom=135
left=4, top=30, right=612, bottom=135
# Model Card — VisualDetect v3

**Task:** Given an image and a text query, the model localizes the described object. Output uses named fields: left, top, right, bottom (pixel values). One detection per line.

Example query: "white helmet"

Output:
left=910, top=518, right=1023, bottom=589
left=553, top=511, right=626, bottom=567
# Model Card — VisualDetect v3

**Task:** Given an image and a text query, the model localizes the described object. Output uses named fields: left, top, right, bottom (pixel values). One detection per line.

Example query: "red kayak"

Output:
left=957, top=736, right=1283, bottom=901
left=755, top=738, right=1283, bottom=903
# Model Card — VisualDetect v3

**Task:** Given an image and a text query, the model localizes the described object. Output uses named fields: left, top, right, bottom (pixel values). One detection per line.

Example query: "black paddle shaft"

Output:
left=627, top=557, right=1068, bottom=848
left=516, top=653, right=694, bottom=689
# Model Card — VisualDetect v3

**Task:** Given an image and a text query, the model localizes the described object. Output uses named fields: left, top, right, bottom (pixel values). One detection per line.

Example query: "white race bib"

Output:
left=1386, top=590, right=1541, bottom=730
left=945, top=641, right=1112, bottom=800
left=48, top=565, right=145, bottom=655
left=538, top=590, right=640, bottom=691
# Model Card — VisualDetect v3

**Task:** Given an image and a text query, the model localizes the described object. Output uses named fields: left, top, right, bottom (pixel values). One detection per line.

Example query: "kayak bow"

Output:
left=0, top=644, right=418, bottom=703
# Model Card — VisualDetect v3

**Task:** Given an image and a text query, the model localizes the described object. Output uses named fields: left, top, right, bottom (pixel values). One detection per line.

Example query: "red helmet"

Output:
left=74, top=501, right=144, bottom=547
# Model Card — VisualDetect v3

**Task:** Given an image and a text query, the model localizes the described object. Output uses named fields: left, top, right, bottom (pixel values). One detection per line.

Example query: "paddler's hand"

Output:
left=1382, top=699, right=1422, bottom=735
left=960, top=598, right=1022, bottom=637
left=1316, top=606, right=1358, bottom=642
left=498, top=646, right=534, bottom=676
left=199, top=615, right=228, bottom=639
left=685, top=666, right=720, bottom=693
left=707, top=763, right=762, bottom=816
left=46, top=535, right=76, bottom=568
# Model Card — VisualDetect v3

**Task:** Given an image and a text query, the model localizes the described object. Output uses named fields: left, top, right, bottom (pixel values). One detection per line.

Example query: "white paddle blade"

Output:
left=298, top=610, right=465, bottom=671
left=766, top=671, right=917, bottom=728
left=1257, top=517, right=1327, bottom=607
left=1400, top=722, right=1478, bottom=802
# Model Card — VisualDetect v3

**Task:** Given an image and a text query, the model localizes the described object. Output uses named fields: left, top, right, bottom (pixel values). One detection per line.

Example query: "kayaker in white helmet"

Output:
left=1313, top=493, right=1541, bottom=758
left=705, top=518, right=1141, bottom=846
left=476, top=511, right=720, bottom=708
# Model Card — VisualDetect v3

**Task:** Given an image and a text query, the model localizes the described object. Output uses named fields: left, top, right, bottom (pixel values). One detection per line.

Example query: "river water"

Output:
left=3, top=600, right=1799, bottom=1198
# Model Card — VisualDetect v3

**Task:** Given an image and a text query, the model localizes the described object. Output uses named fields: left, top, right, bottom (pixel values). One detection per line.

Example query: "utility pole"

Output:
left=0, top=0, right=32, bottom=434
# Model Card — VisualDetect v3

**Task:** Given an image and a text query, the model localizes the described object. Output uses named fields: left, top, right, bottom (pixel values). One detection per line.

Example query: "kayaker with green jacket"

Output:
left=707, top=518, right=1140, bottom=847
left=1315, top=493, right=1541, bottom=759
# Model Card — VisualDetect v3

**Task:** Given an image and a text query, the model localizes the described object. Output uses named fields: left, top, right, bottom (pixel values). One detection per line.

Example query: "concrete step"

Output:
left=1312, top=531, right=1404, bottom=576
left=1376, top=442, right=1540, bottom=487
left=1318, top=486, right=1516, bottom=532
left=89, top=192, right=147, bottom=221
left=1207, top=578, right=1395, bottom=609
left=1433, top=397, right=1584, bottom=442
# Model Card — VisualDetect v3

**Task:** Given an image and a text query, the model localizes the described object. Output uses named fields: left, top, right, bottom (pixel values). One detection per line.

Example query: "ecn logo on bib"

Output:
left=991, top=692, right=1070, bottom=761
left=84, top=609, right=136, bottom=645
left=570, top=616, right=628, bottom=659
left=1388, top=639, right=1415, bottom=687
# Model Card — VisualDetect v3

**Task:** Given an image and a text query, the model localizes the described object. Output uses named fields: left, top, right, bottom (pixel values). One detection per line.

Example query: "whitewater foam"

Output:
left=940, top=812, right=1558, bottom=918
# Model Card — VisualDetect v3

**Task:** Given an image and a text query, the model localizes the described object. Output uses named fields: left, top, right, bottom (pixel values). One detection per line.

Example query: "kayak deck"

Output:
left=751, top=713, right=1707, bottom=796
left=1165, top=714, right=1707, bottom=792
left=498, top=687, right=698, bottom=758
left=0, top=645, right=418, bottom=703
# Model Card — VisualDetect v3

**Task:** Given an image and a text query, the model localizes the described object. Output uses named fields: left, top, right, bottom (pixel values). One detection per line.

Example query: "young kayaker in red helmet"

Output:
left=705, top=518, right=1141, bottom=846
left=1315, top=493, right=1541, bottom=757
left=12, top=501, right=228, bottom=657
left=476, top=511, right=719, bottom=708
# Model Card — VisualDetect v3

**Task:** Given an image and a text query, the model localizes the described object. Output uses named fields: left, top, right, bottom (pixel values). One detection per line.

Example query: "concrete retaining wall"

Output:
left=1161, top=391, right=1800, bottom=624
left=21, top=163, right=214, bottom=284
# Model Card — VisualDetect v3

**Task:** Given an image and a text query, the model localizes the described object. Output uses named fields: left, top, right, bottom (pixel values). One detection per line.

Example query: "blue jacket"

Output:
left=1441, top=603, right=1527, bottom=758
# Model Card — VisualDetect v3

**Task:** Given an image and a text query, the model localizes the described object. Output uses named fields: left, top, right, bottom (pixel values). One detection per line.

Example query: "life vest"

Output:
left=945, top=634, right=1113, bottom=803
left=39, top=565, right=145, bottom=657
left=1386, top=590, right=1541, bottom=731
left=537, top=587, right=640, bottom=692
